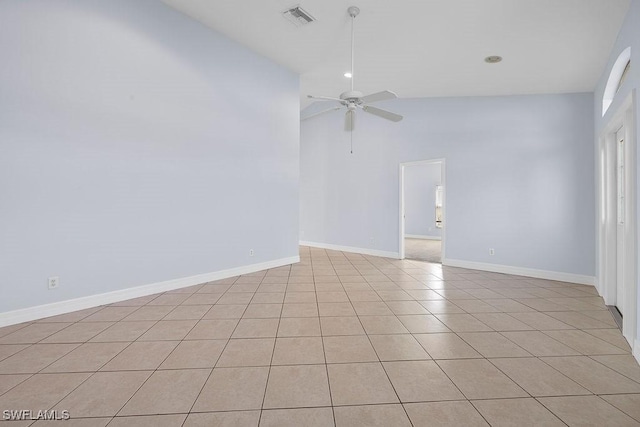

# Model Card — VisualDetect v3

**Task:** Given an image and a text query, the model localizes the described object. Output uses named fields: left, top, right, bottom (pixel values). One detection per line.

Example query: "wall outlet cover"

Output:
left=48, top=277, right=59, bottom=290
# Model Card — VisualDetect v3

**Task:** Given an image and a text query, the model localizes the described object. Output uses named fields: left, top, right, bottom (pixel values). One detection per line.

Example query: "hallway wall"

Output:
left=404, top=163, right=442, bottom=239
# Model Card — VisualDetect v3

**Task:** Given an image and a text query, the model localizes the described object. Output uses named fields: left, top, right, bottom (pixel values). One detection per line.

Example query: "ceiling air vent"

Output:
left=283, top=6, right=315, bottom=27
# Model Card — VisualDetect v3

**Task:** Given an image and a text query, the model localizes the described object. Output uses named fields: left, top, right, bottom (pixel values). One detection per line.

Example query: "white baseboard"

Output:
left=300, top=241, right=400, bottom=260
left=405, top=234, right=441, bottom=241
left=634, top=339, right=640, bottom=365
left=442, top=258, right=595, bottom=286
left=0, top=256, right=299, bottom=328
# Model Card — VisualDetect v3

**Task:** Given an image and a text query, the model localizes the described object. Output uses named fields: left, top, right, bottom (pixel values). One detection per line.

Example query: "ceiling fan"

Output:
left=302, top=6, right=403, bottom=132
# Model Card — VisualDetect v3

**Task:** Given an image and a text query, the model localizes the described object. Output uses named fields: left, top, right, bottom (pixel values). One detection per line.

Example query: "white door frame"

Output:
left=399, top=159, right=446, bottom=260
left=597, top=90, right=637, bottom=350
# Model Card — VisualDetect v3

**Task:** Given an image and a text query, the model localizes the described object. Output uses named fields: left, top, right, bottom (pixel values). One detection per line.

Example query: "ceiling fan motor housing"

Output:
left=340, top=90, right=364, bottom=104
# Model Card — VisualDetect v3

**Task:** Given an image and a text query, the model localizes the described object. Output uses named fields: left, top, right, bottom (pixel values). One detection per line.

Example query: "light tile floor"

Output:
left=0, top=246, right=639, bottom=426
left=405, top=238, right=441, bottom=263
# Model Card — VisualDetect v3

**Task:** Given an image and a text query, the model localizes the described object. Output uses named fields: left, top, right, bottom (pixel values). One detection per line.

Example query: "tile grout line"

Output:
left=178, top=274, right=251, bottom=426
left=314, top=248, right=338, bottom=427
left=0, top=300, right=174, bottom=406
left=340, top=251, right=416, bottom=426
left=584, top=355, right=640, bottom=385
left=108, top=277, right=239, bottom=422
left=532, top=396, right=575, bottom=427
left=11, top=314, right=170, bottom=419
left=257, top=263, right=290, bottom=425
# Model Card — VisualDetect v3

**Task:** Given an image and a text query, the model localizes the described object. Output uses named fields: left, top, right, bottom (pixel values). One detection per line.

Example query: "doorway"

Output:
left=597, top=93, right=636, bottom=348
left=399, top=159, right=445, bottom=262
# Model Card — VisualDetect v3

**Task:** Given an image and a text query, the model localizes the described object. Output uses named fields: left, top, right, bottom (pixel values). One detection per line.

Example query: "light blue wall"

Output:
left=593, top=0, right=640, bottom=354
left=301, top=92, right=595, bottom=276
left=404, top=163, right=442, bottom=238
left=0, top=0, right=300, bottom=313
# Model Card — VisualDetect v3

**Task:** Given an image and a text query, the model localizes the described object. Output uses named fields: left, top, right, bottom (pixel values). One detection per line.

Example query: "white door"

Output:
left=615, top=127, right=625, bottom=314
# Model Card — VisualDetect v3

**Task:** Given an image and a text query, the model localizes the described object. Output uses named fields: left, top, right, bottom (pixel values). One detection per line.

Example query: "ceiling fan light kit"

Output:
left=302, top=5, right=403, bottom=151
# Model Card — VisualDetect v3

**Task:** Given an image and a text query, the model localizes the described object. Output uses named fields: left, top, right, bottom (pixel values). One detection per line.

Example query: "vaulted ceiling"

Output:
left=161, top=0, right=630, bottom=108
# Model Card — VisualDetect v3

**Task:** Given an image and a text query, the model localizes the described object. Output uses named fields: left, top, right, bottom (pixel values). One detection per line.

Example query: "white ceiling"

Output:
left=160, top=0, right=630, bottom=109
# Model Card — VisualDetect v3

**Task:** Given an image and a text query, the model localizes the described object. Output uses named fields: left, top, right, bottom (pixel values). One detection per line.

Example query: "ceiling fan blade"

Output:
left=362, top=105, right=403, bottom=122
left=307, top=95, right=344, bottom=102
left=345, top=110, right=355, bottom=132
left=360, top=90, right=398, bottom=104
left=301, top=106, right=343, bottom=121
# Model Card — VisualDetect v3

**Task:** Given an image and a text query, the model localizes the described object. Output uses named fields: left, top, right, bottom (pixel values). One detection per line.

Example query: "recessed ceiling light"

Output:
left=485, top=56, right=503, bottom=64
left=344, top=72, right=352, bottom=78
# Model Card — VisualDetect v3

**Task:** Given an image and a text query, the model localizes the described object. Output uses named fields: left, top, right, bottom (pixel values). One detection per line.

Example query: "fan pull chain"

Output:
left=350, top=129, right=353, bottom=154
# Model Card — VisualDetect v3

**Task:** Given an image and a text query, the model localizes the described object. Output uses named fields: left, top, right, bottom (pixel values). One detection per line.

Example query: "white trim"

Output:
left=400, top=164, right=405, bottom=259
left=634, top=339, right=640, bottom=365
left=404, top=234, right=441, bottom=241
left=0, top=256, right=299, bottom=328
left=300, top=241, right=400, bottom=259
left=401, top=159, right=446, bottom=167
left=442, top=258, right=595, bottom=286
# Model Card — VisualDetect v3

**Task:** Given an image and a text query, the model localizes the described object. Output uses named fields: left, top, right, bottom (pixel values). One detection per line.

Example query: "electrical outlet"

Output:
left=489, top=248, right=495, bottom=256
left=249, top=249, right=254, bottom=257
left=370, top=237, right=375, bottom=243
left=48, top=276, right=59, bottom=290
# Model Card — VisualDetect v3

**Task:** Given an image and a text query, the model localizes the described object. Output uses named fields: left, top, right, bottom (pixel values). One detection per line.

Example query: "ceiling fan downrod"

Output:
left=348, top=6, right=359, bottom=92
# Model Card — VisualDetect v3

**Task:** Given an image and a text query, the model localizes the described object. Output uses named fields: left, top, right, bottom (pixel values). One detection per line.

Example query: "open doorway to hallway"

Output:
left=399, top=159, right=445, bottom=263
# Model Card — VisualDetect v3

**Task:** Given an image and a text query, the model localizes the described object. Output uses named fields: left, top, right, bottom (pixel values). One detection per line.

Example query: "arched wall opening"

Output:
left=603, top=47, right=631, bottom=116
